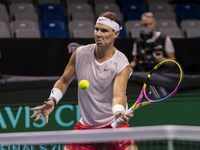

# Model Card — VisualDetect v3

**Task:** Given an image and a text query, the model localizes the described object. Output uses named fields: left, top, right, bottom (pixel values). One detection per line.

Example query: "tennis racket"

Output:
left=111, top=59, right=183, bottom=128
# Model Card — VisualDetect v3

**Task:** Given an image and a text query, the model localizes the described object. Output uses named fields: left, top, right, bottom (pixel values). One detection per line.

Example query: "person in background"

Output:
left=130, top=12, right=176, bottom=71
left=30, top=12, right=138, bottom=150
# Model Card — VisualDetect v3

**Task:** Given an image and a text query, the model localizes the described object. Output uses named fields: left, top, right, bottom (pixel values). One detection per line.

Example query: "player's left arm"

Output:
left=112, top=65, right=133, bottom=122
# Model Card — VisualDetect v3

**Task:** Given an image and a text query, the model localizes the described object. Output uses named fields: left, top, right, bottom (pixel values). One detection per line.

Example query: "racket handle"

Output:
left=125, top=107, right=134, bottom=115
left=111, top=119, right=121, bottom=128
left=111, top=107, right=134, bottom=128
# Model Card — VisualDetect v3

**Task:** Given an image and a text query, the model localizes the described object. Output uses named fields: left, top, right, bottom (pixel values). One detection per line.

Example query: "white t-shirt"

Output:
left=75, top=43, right=132, bottom=127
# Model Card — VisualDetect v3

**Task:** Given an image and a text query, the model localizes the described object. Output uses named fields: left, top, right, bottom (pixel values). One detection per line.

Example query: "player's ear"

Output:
left=114, top=30, right=120, bottom=38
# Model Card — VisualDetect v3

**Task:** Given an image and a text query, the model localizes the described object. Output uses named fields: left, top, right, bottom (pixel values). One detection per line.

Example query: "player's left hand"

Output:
left=114, top=111, right=133, bottom=125
left=30, top=100, right=55, bottom=124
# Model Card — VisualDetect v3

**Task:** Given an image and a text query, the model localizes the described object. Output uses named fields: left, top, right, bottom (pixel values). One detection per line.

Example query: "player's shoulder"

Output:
left=76, top=43, right=95, bottom=59
left=114, top=49, right=132, bottom=76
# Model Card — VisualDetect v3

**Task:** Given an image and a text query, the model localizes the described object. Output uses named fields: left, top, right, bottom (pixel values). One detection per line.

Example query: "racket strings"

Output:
left=146, top=62, right=181, bottom=100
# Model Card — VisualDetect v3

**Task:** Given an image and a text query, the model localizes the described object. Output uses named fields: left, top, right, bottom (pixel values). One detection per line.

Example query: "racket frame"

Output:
left=111, top=60, right=183, bottom=128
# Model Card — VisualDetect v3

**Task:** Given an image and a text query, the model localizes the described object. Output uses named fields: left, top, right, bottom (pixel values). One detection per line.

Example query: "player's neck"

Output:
left=94, top=45, right=116, bottom=63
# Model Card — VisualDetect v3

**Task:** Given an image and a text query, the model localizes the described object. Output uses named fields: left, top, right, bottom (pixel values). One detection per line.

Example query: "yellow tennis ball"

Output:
left=78, top=80, right=90, bottom=90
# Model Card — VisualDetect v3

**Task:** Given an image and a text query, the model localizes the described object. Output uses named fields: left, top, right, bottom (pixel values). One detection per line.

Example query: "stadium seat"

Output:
left=117, top=0, right=143, bottom=12
left=38, top=3, right=65, bottom=14
left=65, top=0, right=88, bottom=5
left=44, top=30, right=69, bottom=38
left=0, top=20, right=10, bottom=29
left=0, top=3, right=7, bottom=12
left=176, top=3, right=200, bottom=14
left=176, top=3, right=200, bottom=24
left=9, top=0, right=34, bottom=5
left=43, top=13, right=67, bottom=24
left=67, top=3, right=93, bottom=22
left=10, top=20, right=39, bottom=37
left=71, top=12, right=95, bottom=23
left=158, top=27, right=185, bottom=38
left=68, top=20, right=94, bottom=38
left=181, top=20, right=200, bottom=31
left=93, top=0, right=116, bottom=6
left=154, top=12, right=176, bottom=21
left=149, top=3, right=173, bottom=14
left=0, top=0, right=5, bottom=4
left=180, top=12, right=200, bottom=22
left=0, top=28, right=11, bottom=38
left=122, top=3, right=146, bottom=21
left=0, top=12, right=10, bottom=25
left=14, top=12, right=39, bottom=24
left=37, top=0, right=61, bottom=5
left=127, top=11, right=143, bottom=20
left=120, top=0, right=143, bottom=6
left=146, top=0, right=169, bottom=5
left=40, top=21, right=69, bottom=38
left=9, top=3, right=36, bottom=18
left=155, top=20, right=178, bottom=30
left=39, top=20, right=67, bottom=31
left=0, top=21, right=10, bottom=37
left=38, top=3, right=66, bottom=22
left=185, top=27, right=200, bottom=38
left=125, top=20, right=141, bottom=37
left=95, top=3, right=120, bottom=17
left=130, top=28, right=141, bottom=38
left=73, top=28, right=94, bottom=38
left=15, top=28, right=41, bottom=38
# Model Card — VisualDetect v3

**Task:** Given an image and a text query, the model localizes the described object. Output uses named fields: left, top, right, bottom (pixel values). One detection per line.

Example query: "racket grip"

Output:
left=125, top=107, right=134, bottom=115
left=111, top=107, right=135, bottom=128
left=111, top=119, right=121, bottom=128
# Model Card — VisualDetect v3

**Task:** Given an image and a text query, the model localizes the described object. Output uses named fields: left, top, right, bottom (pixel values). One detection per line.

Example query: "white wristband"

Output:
left=112, top=104, right=125, bottom=115
left=49, top=88, right=63, bottom=104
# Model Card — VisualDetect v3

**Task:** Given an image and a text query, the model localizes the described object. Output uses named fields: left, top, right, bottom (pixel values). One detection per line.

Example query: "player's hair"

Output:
left=99, top=12, right=121, bottom=28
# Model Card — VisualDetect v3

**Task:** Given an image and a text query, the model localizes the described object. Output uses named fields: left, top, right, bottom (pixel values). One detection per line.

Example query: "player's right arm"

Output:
left=30, top=49, right=77, bottom=124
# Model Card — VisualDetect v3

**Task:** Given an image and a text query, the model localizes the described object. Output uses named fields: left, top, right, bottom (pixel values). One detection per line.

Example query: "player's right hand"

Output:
left=114, top=111, right=133, bottom=125
left=30, top=100, right=55, bottom=124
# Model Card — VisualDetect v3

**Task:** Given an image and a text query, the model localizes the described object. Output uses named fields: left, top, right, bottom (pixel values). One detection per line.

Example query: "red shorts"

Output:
left=65, top=121, right=136, bottom=150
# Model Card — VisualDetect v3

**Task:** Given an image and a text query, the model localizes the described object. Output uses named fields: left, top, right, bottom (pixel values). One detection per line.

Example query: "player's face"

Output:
left=141, top=16, right=155, bottom=30
left=94, top=24, right=119, bottom=47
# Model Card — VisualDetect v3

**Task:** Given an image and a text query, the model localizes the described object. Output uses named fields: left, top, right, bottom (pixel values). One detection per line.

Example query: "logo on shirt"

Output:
left=104, top=68, right=110, bottom=71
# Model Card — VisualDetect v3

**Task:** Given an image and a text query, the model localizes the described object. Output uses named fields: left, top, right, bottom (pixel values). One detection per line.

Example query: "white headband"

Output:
left=96, top=17, right=122, bottom=31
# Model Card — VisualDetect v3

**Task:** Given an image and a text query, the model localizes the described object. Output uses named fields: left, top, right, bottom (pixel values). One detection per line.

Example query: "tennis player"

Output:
left=30, top=12, right=138, bottom=150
